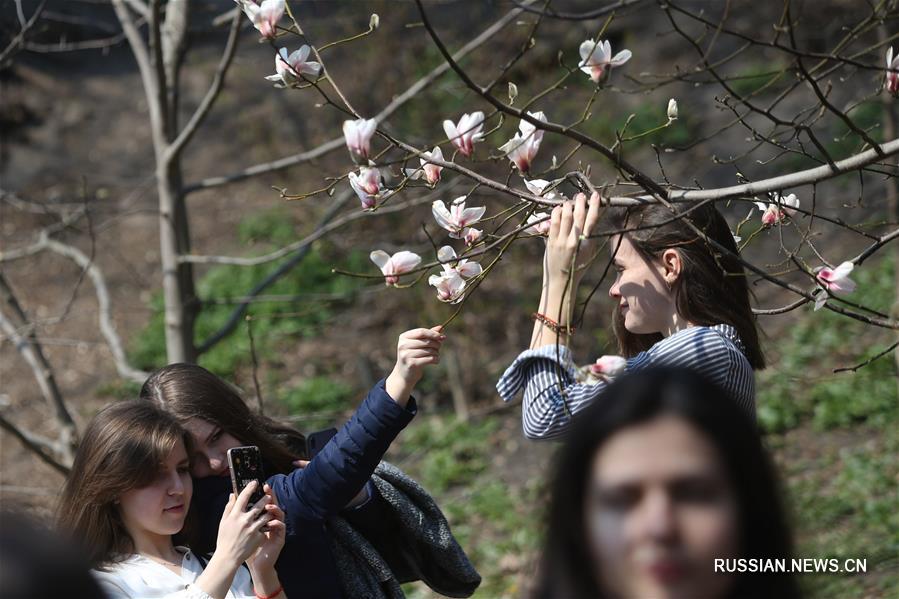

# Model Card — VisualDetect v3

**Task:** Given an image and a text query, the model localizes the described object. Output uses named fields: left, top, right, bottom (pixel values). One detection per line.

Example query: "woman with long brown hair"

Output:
left=58, top=401, right=287, bottom=599
left=140, top=327, right=478, bottom=599
left=498, top=193, right=763, bottom=439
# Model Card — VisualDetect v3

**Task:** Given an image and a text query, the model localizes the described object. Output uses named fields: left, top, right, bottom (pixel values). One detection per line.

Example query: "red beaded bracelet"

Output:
left=255, top=585, right=283, bottom=599
left=532, top=312, right=576, bottom=335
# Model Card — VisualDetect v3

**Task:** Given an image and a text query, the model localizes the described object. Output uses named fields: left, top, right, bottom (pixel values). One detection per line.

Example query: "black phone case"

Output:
left=227, top=446, right=266, bottom=507
left=305, top=428, right=338, bottom=459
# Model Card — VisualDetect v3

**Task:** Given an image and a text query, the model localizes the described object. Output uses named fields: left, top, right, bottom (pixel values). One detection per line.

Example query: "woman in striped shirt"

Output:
left=497, top=193, right=764, bottom=439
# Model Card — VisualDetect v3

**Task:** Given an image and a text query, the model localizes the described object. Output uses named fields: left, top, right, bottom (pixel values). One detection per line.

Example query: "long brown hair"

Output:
left=57, top=401, right=192, bottom=570
left=139, top=363, right=306, bottom=474
left=604, top=201, right=765, bottom=369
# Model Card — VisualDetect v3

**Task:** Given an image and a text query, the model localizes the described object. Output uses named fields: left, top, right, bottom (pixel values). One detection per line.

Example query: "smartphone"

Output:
left=305, top=428, right=338, bottom=459
left=226, top=446, right=266, bottom=508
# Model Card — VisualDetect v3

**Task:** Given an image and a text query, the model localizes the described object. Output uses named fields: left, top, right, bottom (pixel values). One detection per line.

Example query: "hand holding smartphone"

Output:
left=227, top=446, right=266, bottom=508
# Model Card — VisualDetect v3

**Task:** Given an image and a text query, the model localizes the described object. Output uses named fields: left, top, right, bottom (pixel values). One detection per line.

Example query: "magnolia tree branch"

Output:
left=0, top=0, right=47, bottom=67
left=183, top=1, right=535, bottom=194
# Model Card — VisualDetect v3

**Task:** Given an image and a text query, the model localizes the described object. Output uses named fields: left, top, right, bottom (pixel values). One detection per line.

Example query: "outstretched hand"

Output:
left=544, top=192, right=602, bottom=291
left=385, top=325, right=446, bottom=405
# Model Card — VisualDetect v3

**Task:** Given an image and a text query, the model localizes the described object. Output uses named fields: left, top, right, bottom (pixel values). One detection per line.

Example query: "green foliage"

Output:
left=278, top=376, right=354, bottom=430
left=129, top=210, right=368, bottom=377
left=399, top=416, right=542, bottom=599
left=401, top=415, right=499, bottom=494
left=787, top=425, right=899, bottom=597
left=757, top=255, right=897, bottom=433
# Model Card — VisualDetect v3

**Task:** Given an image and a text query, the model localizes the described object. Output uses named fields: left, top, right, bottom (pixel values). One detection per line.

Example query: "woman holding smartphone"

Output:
left=140, top=326, right=471, bottom=599
left=58, top=401, right=288, bottom=599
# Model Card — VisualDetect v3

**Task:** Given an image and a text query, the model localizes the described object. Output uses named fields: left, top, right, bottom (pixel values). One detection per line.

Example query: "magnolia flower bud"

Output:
left=508, top=82, right=518, bottom=104
left=369, top=13, right=380, bottom=30
left=667, top=98, right=678, bottom=120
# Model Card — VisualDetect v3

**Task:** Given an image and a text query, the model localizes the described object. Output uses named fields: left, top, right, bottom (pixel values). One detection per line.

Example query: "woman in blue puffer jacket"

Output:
left=140, top=326, right=477, bottom=599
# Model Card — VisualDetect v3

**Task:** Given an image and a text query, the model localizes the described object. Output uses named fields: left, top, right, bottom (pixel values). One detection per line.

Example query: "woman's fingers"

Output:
left=571, top=193, right=586, bottom=241
left=292, top=459, right=309, bottom=469
left=548, top=205, right=562, bottom=241
left=558, top=200, right=573, bottom=239
left=584, top=192, right=601, bottom=237
left=234, top=480, right=258, bottom=513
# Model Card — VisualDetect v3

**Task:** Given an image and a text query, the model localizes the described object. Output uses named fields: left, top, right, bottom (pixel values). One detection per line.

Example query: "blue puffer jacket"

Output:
left=190, top=378, right=417, bottom=598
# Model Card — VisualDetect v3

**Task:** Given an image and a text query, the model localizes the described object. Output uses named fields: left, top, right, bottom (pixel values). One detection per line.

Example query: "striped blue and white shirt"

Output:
left=496, top=324, right=755, bottom=440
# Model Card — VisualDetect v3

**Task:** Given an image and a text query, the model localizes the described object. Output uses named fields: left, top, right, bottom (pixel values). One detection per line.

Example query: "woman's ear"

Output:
left=660, top=248, right=682, bottom=285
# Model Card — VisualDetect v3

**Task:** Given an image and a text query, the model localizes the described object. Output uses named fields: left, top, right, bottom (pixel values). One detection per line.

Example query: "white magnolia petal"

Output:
left=391, top=251, right=422, bottom=273
left=609, top=49, right=632, bottom=66
left=460, top=205, right=486, bottom=224
left=814, top=292, right=827, bottom=311
left=431, top=200, right=454, bottom=230
left=437, top=245, right=457, bottom=263
left=369, top=250, right=391, bottom=271
left=579, top=39, right=596, bottom=62
left=830, top=261, right=854, bottom=280
left=457, top=261, right=482, bottom=278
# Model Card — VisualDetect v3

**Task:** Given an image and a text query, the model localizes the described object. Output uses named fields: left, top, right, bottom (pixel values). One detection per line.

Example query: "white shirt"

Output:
left=92, top=547, right=254, bottom=599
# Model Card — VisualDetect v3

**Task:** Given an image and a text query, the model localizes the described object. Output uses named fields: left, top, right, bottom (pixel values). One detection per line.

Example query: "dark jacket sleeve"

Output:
left=268, top=378, right=416, bottom=525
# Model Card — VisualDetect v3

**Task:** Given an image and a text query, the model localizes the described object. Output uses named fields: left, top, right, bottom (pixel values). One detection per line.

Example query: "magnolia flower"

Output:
left=406, top=147, right=444, bottom=186
left=443, top=112, right=485, bottom=157
left=463, top=228, right=483, bottom=246
left=755, top=193, right=800, bottom=226
left=886, top=46, right=899, bottom=97
left=343, top=118, right=378, bottom=161
left=524, top=179, right=565, bottom=201
left=813, top=261, right=857, bottom=310
left=428, top=246, right=482, bottom=303
left=437, top=245, right=483, bottom=279
left=667, top=98, right=678, bottom=120
left=265, top=46, right=321, bottom=87
left=523, top=212, right=551, bottom=236
left=348, top=166, right=382, bottom=210
left=370, top=250, right=421, bottom=286
left=236, top=0, right=284, bottom=39
left=499, top=111, right=547, bottom=173
left=432, top=198, right=486, bottom=239
left=428, top=270, right=466, bottom=303
left=578, top=38, right=632, bottom=83
left=589, top=355, right=627, bottom=377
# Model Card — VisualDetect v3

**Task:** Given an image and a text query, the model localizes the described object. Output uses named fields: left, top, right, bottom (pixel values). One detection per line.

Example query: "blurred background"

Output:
left=1, top=0, right=897, bottom=596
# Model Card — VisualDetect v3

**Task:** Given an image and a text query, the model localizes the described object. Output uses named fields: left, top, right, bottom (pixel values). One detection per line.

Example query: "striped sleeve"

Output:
left=496, top=344, right=624, bottom=440
left=496, top=326, right=756, bottom=441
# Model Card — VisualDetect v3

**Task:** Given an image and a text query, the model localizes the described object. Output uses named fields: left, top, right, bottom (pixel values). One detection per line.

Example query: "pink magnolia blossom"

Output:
left=265, top=46, right=321, bottom=87
left=578, top=39, right=632, bottom=84
left=370, top=250, right=421, bottom=286
left=523, top=212, right=551, bottom=236
left=886, top=47, right=899, bottom=97
left=463, top=227, right=483, bottom=246
left=589, top=355, right=627, bottom=378
left=813, top=261, right=857, bottom=311
left=428, top=270, right=466, bottom=303
left=755, top=193, right=799, bottom=226
left=437, top=245, right=483, bottom=279
left=443, top=112, right=485, bottom=157
left=236, top=0, right=284, bottom=39
left=343, top=118, right=378, bottom=161
left=348, top=167, right=382, bottom=210
left=498, top=111, right=547, bottom=173
left=428, top=245, right=482, bottom=303
left=432, top=197, right=486, bottom=239
left=405, top=146, right=444, bottom=185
